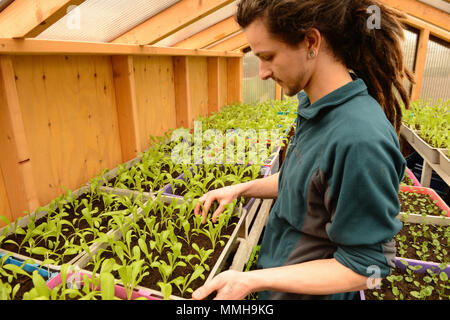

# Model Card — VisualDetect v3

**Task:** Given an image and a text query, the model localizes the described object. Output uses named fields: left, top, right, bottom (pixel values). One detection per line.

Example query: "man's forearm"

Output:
left=192, top=258, right=372, bottom=300
left=247, top=258, right=370, bottom=296
left=238, top=172, right=279, bottom=199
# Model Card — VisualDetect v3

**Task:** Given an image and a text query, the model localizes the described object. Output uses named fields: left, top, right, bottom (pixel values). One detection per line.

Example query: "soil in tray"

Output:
left=398, top=191, right=447, bottom=217
left=363, top=265, right=450, bottom=300
left=0, top=192, right=128, bottom=264
left=400, top=172, right=414, bottom=186
left=108, top=163, right=182, bottom=193
left=395, top=222, right=449, bottom=264
left=0, top=270, right=50, bottom=300
left=83, top=206, right=240, bottom=299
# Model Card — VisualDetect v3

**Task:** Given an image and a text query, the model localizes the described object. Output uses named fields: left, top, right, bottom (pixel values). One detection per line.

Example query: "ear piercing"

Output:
left=308, top=50, right=316, bottom=59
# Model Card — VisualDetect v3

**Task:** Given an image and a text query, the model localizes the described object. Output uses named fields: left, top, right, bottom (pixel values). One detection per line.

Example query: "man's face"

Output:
left=244, top=18, right=312, bottom=97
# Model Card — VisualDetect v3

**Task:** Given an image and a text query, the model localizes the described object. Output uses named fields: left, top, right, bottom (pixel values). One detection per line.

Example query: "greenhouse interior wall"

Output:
left=0, top=0, right=449, bottom=224
left=0, top=42, right=244, bottom=225
left=0, top=0, right=449, bottom=302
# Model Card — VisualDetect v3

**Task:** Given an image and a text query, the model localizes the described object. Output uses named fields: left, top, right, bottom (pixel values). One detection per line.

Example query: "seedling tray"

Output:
left=411, top=129, right=440, bottom=164
left=96, top=154, right=159, bottom=200
left=360, top=257, right=450, bottom=300
left=0, top=186, right=89, bottom=269
left=0, top=186, right=146, bottom=271
left=400, top=123, right=414, bottom=143
left=438, top=148, right=450, bottom=177
left=73, top=195, right=246, bottom=300
left=395, top=212, right=450, bottom=266
left=405, top=167, right=421, bottom=187
left=399, top=185, right=450, bottom=218
left=0, top=252, right=58, bottom=280
left=46, top=270, right=161, bottom=300
left=162, top=165, right=270, bottom=215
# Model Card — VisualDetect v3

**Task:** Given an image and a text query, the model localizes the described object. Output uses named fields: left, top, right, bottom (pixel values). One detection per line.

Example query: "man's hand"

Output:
left=192, top=270, right=252, bottom=300
left=194, top=184, right=243, bottom=223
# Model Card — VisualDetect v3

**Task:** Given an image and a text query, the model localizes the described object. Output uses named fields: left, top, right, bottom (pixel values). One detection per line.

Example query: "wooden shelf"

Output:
left=230, top=198, right=273, bottom=272
left=400, top=124, right=450, bottom=187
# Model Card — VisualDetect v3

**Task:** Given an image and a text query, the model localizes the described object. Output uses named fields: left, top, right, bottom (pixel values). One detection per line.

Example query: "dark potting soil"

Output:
left=83, top=207, right=240, bottom=299
left=0, top=192, right=128, bottom=264
left=108, top=163, right=182, bottom=193
left=395, top=222, right=449, bottom=264
left=363, top=265, right=450, bottom=300
left=401, top=173, right=414, bottom=186
left=398, top=191, right=447, bottom=217
left=0, top=270, right=50, bottom=300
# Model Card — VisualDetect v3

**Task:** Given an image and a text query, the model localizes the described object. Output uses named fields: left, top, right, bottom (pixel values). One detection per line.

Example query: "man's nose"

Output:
left=259, top=63, right=272, bottom=80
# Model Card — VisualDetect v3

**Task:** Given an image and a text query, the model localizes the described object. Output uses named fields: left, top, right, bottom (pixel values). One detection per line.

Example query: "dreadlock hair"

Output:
left=236, top=0, right=414, bottom=134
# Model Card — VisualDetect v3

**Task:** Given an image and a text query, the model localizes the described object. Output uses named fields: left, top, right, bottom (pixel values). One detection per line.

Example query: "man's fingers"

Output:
left=201, top=198, right=214, bottom=224
left=211, top=203, right=225, bottom=223
left=192, top=280, right=218, bottom=300
left=194, top=194, right=207, bottom=216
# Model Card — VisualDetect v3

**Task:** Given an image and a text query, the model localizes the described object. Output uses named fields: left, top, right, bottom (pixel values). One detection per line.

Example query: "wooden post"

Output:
left=207, top=57, right=220, bottom=115
left=275, top=83, right=282, bottom=100
left=111, top=55, right=141, bottom=161
left=173, top=56, right=191, bottom=129
left=0, top=56, right=39, bottom=220
left=227, top=57, right=243, bottom=104
left=411, top=28, right=430, bottom=102
left=0, top=166, right=12, bottom=226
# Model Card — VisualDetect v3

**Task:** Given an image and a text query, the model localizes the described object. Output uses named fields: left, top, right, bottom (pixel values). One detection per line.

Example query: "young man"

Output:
left=193, top=0, right=411, bottom=300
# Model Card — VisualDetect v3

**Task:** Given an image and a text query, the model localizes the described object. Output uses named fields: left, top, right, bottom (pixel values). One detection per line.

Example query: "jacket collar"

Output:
left=297, top=78, right=368, bottom=120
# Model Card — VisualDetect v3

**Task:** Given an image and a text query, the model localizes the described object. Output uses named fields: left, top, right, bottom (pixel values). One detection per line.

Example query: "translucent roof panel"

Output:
left=36, top=0, right=180, bottom=42
left=154, top=1, right=237, bottom=48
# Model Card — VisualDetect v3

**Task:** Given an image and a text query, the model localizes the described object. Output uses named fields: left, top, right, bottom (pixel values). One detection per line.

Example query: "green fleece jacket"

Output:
left=258, top=78, right=405, bottom=300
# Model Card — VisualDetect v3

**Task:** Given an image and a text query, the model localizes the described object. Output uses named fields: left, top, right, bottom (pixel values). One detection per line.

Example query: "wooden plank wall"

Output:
left=0, top=52, right=243, bottom=226
left=133, top=55, right=177, bottom=152
left=0, top=165, right=12, bottom=223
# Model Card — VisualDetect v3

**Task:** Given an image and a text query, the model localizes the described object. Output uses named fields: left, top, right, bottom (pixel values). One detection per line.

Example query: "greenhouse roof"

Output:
left=0, top=0, right=448, bottom=52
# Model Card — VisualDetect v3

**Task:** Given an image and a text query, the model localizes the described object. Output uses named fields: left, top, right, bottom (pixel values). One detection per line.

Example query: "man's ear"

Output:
left=304, top=28, right=321, bottom=54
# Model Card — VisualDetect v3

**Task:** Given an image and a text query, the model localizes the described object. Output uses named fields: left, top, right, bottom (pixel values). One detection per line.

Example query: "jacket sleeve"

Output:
left=324, top=138, right=405, bottom=278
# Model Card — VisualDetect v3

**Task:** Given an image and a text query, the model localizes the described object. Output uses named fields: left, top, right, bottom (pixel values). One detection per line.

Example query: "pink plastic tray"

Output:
left=399, top=185, right=450, bottom=217
left=405, top=167, right=421, bottom=187
left=47, top=271, right=161, bottom=300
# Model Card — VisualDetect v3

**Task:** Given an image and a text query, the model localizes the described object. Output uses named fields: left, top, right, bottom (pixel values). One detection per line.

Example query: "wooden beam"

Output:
left=402, top=14, right=450, bottom=43
left=111, top=0, right=235, bottom=45
left=236, top=44, right=250, bottom=53
left=173, top=56, right=191, bottom=129
left=207, top=57, right=220, bottom=115
left=0, top=56, right=39, bottom=221
left=111, top=55, right=141, bottom=162
left=173, top=16, right=241, bottom=49
left=411, top=28, right=430, bottom=101
left=379, top=0, right=450, bottom=32
left=208, top=31, right=248, bottom=51
left=276, top=83, right=282, bottom=100
left=227, top=57, right=243, bottom=104
left=0, top=0, right=86, bottom=38
left=0, top=165, right=12, bottom=227
left=0, top=38, right=243, bottom=57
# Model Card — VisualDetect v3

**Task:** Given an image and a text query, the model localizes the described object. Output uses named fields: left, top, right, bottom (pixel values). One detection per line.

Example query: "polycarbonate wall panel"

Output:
left=401, top=27, right=419, bottom=97
left=243, top=51, right=275, bottom=104
left=36, top=0, right=180, bottom=42
left=421, top=35, right=450, bottom=103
